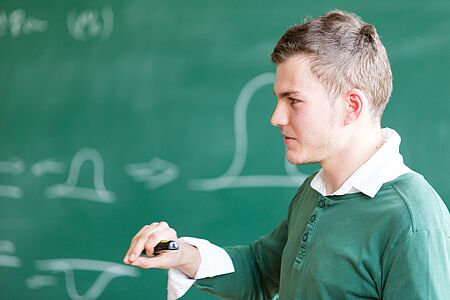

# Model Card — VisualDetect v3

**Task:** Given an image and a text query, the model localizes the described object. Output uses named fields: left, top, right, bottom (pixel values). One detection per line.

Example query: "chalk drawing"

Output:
left=34, top=259, right=139, bottom=300
left=67, top=6, right=113, bottom=42
left=0, top=240, right=16, bottom=253
left=0, top=185, right=23, bottom=199
left=125, top=157, right=179, bottom=189
left=31, top=159, right=66, bottom=176
left=0, top=255, right=21, bottom=267
left=0, top=158, right=25, bottom=174
left=0, top=9, right=48, bottom=38
left=0, top=240, right=22, bottom=268
left=0, top=158, right=25, bottom=199
left=26, top=275, right=58, bottom=289
left=45, top=148, right=115, bottom=203
left=188, top=73, right=308, bottom=190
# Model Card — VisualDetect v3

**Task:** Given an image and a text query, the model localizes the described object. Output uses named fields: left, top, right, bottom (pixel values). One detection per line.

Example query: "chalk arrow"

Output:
left=125, top=157, right=179, bottom=189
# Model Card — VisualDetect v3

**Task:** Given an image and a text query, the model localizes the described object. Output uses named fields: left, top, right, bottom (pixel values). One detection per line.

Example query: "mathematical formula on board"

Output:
left=0, top=7, right=113, bottom=41
left=0, top=148, right=180, bottom=203
left=0, top=73, right=308, bottom=298
left=0, top=239, right=140, bottom=300
left=0, top=144, right=305, bottom=203
left=0, top=72, right=309, bottom=299
left=0, top=73, right=308, bottom=203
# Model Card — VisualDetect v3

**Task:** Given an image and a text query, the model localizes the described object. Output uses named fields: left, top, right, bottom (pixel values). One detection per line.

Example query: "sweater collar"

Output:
left=310, top=128, right=412, bottom=198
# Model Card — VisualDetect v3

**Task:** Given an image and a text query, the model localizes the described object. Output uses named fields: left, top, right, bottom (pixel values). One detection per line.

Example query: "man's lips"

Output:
left=282, top=132, right=296, bottom=140
left=282, top=134, right=296, bottom=145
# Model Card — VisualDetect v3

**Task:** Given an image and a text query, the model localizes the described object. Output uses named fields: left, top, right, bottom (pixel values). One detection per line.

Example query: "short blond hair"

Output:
left=271, top=10, right=392, bottom=120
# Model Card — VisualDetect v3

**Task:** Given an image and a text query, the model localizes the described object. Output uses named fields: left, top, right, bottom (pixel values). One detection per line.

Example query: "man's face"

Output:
left=271, top=55, right=345, bottom=165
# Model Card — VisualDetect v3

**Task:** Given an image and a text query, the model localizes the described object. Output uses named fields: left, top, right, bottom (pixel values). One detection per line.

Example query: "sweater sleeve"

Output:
left=381, top=229, right=450, bottom=300
left=194, top=219, right=288, bottom=299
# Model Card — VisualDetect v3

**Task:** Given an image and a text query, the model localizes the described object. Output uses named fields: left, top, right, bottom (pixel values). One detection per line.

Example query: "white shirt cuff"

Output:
left=167, top=237, right=235, bottom=300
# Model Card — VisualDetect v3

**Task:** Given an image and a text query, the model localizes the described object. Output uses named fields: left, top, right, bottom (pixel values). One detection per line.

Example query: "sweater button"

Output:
left=319, top=199, right=326, bottom=208
left=302, top=232, right=310, bottom=242
left=310, top=214, right=317, bottom=223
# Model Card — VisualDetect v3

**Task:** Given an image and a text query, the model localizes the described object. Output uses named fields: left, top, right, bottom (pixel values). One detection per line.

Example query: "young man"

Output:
left=124, top=10, right=450, bottom=299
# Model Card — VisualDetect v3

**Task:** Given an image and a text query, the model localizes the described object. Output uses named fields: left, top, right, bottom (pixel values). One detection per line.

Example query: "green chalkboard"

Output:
left=1, top=0, right=449, bottom=299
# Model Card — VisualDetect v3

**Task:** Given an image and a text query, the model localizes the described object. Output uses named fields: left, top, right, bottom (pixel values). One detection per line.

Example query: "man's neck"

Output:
left=320, top=128, right=384, bottom=195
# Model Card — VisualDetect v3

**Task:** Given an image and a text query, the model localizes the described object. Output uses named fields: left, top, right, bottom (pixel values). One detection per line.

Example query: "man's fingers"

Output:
left=124, top=222, right=162, bottom=262
left=135, top=227, right=177, bottom=257
left=142, top=228, right=177, bottom=256
left=130, top=230, right=161, bottom=259
left=123, top=223, right=176, bottom=264
left=125, top=222, right=161, bottom=258
left=124, top=224, right=155, bottom=262
left=130, top=253, right=173, bottom=270
left=124, top=224, right=153, bottom=261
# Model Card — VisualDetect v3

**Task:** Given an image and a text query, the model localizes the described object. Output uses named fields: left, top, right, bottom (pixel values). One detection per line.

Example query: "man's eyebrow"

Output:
left=273, top=90, right=302, bottom=98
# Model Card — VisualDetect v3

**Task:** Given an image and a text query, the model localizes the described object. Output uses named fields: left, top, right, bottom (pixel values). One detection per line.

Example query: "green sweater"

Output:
left=195, top=172, right=450, bottom=299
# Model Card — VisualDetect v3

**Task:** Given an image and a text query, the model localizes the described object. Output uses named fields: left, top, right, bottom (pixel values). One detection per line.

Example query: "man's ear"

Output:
left=343, top=88, right=367, bottom=126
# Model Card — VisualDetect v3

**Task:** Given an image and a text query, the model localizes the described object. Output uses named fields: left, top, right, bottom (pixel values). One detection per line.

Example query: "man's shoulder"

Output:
left=379, top=172, right=449, bottom=233
left=287, top=173, right=320, bottom=214
left=291, top=172, right=318, bottom=196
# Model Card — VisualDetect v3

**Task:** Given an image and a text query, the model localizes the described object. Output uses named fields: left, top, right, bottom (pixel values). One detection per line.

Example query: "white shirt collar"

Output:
left=310, top=128, right=412, bottom=198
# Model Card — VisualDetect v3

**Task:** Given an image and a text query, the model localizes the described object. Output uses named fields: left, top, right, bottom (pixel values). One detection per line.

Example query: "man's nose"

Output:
left=271, top=102, right=289, bottom=127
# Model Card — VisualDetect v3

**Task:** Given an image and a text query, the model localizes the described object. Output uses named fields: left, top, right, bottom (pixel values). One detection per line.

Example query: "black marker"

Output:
left=141, top=240, right=179, bottom=256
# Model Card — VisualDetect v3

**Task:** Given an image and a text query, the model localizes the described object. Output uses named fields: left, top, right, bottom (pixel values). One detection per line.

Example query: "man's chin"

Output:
left=286, top=152, right=315, bottom=165
left=286, top=153, right=302, bottom=165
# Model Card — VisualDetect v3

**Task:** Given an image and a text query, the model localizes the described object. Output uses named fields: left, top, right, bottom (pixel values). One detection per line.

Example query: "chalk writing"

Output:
left=0, top=240, right=22, bottom=268
left=33, top=258, right=139, bottom=300
left=0, top=9, right=48, bottom=38
left=189, top=73, right=308, bottom=190
left=1, top=150, right=183, bottom=201
left=0, top=240, right=15, bottom=253
left=0, top=158, right=25, bottom=199
left=67, top=6, right=113, bottom=42
left=0, top=158, right=25, bottom=174
left=125, top=157, right=179, bottom=189
left=26, top=275, right=58, bottom=289
left=45, top=148, right=116, bottom=203
left=31, top=159, right=66, bottom=177
left=0, top=185, right=23, bottom=199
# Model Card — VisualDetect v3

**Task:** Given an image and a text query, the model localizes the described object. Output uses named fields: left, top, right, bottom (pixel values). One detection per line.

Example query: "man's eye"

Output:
left=288, top=98, right=301, bottom=105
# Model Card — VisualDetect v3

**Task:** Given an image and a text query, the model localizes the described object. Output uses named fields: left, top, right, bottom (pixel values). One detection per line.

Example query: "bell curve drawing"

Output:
left=45, top=148, right=115, bottom=203
left=188, top=72, right=308, bottom=191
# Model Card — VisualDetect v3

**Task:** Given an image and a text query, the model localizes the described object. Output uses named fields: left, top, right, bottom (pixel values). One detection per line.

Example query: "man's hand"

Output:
left=123, top=221, right=201, bottom=278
